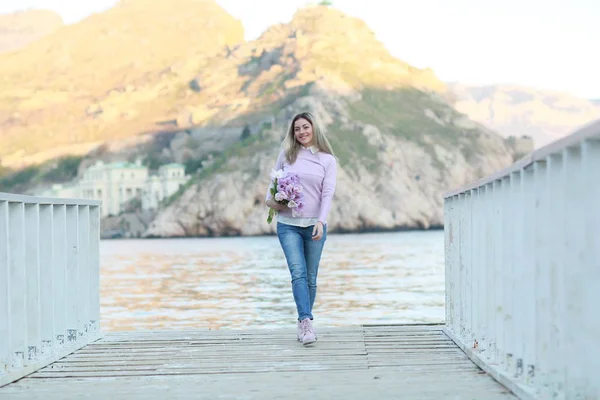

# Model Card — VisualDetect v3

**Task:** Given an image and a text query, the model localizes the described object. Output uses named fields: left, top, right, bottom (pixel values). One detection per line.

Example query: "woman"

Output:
left=265, top=112, right=337, bottom=346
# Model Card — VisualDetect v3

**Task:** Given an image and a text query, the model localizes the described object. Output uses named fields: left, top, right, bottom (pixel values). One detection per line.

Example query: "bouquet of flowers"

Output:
left=267, top=169, right=304, bottom=224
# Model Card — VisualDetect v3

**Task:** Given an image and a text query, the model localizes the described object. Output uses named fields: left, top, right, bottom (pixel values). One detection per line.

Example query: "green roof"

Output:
left=105, top=162, right=147, bottom=170
left=87, top=161, right=183, bottom=171
left=160, top=163, right=185, bottom=169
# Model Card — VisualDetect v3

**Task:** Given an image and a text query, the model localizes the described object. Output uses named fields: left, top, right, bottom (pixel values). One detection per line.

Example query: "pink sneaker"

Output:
left=300, top=318, right=316, bottom=346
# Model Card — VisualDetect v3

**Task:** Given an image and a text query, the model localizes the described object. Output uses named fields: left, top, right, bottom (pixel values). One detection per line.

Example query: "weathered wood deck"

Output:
left=0, top=324, right=515, bottom=399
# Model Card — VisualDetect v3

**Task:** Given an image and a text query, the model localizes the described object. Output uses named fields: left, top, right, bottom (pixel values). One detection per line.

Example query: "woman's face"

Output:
left=294, top=118, right=314, bottom=147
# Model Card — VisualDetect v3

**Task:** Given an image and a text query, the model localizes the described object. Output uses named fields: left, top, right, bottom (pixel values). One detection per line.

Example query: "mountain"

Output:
left=0, top=0, right=244, bottom=168
left=448, top=83, right=600, bottom=148
left=0, top=3, right=517, bottom=236
left=141, top=6, right=515, bottom=236
left=0, top=9, right=63, bottom=54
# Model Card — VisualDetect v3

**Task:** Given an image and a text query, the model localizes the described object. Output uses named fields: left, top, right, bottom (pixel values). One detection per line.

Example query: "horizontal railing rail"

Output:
left=443, top=119, right=600, bottom=399
left=0, top=192, right=102, bottom=387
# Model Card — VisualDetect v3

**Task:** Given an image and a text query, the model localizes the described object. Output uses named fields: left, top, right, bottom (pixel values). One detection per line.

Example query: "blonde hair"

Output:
left=282, top=112, right=336, bottom=164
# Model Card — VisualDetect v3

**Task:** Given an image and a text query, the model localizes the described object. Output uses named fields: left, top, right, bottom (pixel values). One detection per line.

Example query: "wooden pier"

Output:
left=1, top=119, right=599, bottom=399
left=0, top=324, right=515, bottom=399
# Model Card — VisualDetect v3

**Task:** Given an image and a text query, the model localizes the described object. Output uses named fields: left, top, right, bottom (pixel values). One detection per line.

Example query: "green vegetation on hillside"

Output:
left=347, top=87, right=484, bottom=167
left=349, top=88, right=453, bottom=140
left=0, top=165, right=40, bottom=193
left=205, top=131, right=274, bottom=177
left=326, top=124, right=379, bottom=170
left=240, top=124, right=251, bottom=140
left=0, top=155, right=83, bottom=193
left=40, top=156, right=83, bottom=182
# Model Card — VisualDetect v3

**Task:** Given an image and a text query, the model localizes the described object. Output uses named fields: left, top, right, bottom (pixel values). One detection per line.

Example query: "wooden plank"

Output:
left=49, top=354, right=369, bottom=367
left=0, top=325, right=517, bottom=399
left=2, top=369, right=516, bottom=399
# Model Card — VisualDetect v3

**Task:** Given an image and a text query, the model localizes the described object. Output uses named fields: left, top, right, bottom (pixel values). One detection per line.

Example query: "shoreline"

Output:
left=102, top=224, right=444, bottom=240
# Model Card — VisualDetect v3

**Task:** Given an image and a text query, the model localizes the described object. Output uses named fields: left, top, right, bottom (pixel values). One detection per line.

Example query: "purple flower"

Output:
left=269, top=171, right=303, bottom=218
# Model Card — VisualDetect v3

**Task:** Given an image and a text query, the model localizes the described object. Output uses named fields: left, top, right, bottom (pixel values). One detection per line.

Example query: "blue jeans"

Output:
left=276, top=222, right=327, bottom=321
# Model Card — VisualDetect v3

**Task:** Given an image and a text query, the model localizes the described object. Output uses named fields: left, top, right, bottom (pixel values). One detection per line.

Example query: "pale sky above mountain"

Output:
left=2, top=0, right=598, bottom=98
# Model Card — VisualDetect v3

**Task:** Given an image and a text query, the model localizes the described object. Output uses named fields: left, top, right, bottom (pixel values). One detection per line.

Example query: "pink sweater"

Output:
left=266, top=147, right=337, bottom=224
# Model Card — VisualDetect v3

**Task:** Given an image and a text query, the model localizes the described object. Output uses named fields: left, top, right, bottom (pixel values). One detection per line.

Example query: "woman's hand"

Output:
left=312, top=221, right=324, bottom=241
left=266, top=198, right=287, bottom=211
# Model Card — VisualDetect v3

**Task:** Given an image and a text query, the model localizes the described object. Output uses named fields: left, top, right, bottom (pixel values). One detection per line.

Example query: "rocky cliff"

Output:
left=0, top=9, right=63, bottom=54
left=448, top=83, right=600, bottom=148
left=143, top=6, right=515, bottom=237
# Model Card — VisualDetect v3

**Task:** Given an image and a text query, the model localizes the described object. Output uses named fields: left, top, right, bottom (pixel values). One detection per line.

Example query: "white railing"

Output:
left=0, top=193, right=102, bottom=387
left=443, top=119, right=600, bottom=399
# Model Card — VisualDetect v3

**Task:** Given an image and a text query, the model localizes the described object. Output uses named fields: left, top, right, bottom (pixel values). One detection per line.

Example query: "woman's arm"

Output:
left=318, top=156, right=337, bottom=224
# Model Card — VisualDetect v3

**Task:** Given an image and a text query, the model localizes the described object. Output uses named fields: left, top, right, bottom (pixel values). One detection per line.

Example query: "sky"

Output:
left=2, top=0, right=599, bottom=99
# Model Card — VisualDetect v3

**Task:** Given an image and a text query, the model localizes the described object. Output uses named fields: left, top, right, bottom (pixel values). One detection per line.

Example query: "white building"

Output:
left=142, top=164, right=188, bottom=211
left=40, top=161, right=189, bottom=217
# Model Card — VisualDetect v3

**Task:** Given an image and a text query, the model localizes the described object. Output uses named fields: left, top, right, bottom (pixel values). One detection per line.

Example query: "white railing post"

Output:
left=492, top=179, right=503, bottom=366
left=443, top=197, right=452, bottom=328
left=521, top=167, right=536, bottom=385
left=474, top=187, right=486, bottom=354
left=89, top=205, right=101, bottom=334
left=52, top=204, right=67, bottom=349
left=462, top=191, right=472, bottom=344
left=546, top=152, right=565, bottom=397
left=483, top=182, right=495, bottom=363
left=504, top=172, right=517, bottom=375
left=512, top=169, right=525, bottom=381
left=562, top=145, right=585, bottom=399
left=0, top=200, right=9, bottom=374
left=9, top=202, right=26, bottom=369
left=443, top=119, right=600, bottom=400
left=581, top=139, right=600, bottom=398
left=470, top=188, right=479, bottom=351
left=444, top=195, right=458, bottom=334
left=0, top=193, right=103, bottom=387
left=39, top=204, right=54, bottom=356
left=533, top=159, right=550, bottom=396
left=65, top=205, right=79, bottom=344
left=24, top=203, right=41, bottom=363
left=499, top=175, right=509, bottom=369
left=78, top=205, right=90, bottom=339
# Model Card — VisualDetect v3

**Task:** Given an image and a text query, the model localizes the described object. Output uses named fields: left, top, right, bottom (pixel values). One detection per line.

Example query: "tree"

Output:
left=184, top=157, right=205, bottom=175
left=240, top=124, right=251, bottom=140
left=41, top=155, right=83, bottom=182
